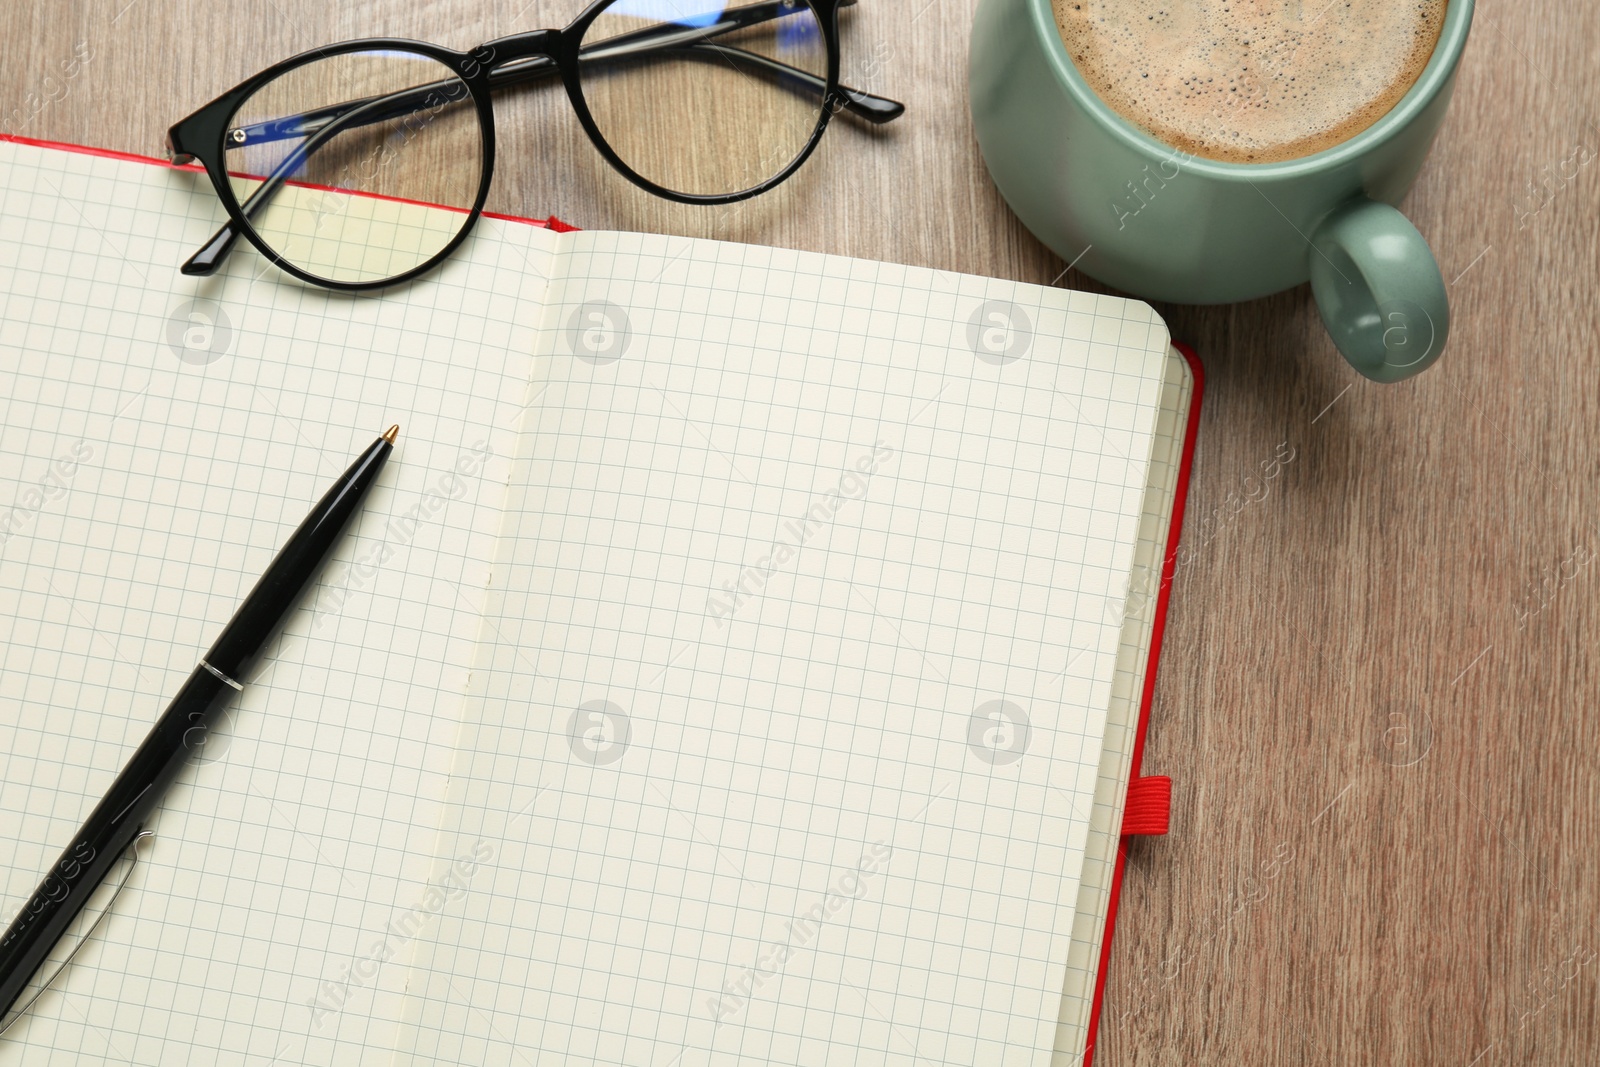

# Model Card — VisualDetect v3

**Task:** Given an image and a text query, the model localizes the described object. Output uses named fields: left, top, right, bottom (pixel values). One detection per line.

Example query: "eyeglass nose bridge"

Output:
left=473, top=29, right=564, bottom=79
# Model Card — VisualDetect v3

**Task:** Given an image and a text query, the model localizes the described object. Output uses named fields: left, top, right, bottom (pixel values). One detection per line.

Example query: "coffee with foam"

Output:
left=1054, top=0, right=1448, bottom=163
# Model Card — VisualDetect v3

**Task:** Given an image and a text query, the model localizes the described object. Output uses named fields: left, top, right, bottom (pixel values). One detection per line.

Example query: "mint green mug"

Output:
left=969, top=0, right=1474, bottom=381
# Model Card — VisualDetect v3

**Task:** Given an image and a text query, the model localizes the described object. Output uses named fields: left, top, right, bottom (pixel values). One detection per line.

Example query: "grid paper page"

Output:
left=0, top=139, right=558, bottom=1065
left=394, top=231, right=1173, bottom=1066
left=1053, top=347, right=1193, bottom=1063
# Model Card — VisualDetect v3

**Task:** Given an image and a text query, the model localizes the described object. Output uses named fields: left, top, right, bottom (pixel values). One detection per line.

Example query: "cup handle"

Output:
left=1307, top=198, right=1450, bottom=382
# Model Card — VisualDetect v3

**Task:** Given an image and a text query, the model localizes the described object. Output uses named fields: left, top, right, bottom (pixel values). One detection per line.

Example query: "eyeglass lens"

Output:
left=579, top=0, right=829, bottom=197
left=224, top=50, right=484, bottom=285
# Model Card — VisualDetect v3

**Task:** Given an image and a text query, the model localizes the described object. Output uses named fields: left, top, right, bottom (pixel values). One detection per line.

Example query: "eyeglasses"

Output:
left=165, top=0, right=904, bottom=290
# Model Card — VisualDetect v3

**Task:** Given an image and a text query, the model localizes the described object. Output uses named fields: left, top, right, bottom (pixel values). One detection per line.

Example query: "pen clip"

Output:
left=0, top=830, right=154, bottom=1037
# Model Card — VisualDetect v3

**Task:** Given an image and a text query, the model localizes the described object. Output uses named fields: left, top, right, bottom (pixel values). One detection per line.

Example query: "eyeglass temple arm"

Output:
left=553, top=0, right=902, bottom=122
left=636, top=41, right=897, bottom=121
left=225, top=35, right=897, bottom=148
left=215, top=0, right=899, bottom=151
left=181, top=87, right=436, bottom=275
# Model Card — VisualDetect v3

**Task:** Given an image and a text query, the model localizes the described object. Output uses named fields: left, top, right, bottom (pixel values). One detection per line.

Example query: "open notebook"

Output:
left=0, top=135, right=1199, bottom=1067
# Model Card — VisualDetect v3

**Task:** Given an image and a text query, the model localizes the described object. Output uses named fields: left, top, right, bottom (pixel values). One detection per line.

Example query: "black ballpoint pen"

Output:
left=0, top=424, right=399, bottom=1026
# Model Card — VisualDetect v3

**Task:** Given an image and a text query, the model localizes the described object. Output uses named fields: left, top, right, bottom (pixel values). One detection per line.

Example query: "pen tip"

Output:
left=382, top=424, right=400, bottom=444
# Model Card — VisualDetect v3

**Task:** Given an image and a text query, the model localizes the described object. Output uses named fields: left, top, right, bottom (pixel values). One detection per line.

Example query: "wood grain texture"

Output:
left=3, top=0, right=1598, bottom=1062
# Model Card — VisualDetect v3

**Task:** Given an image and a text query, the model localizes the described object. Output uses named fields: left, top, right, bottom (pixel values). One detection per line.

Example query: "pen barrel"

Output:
left=0, top=430, right=393, bottom=1025
left=0, top=666, right=234, bottom=1022
left=204, top=436, right=392, bottom=681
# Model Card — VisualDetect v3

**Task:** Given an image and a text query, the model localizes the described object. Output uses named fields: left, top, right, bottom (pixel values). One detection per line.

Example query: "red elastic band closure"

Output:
left=1121, top=776, right=1171, bottom=835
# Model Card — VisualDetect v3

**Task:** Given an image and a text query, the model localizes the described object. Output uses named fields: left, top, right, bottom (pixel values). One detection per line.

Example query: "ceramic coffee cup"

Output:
left=970, top=0, right=1474, bottom=381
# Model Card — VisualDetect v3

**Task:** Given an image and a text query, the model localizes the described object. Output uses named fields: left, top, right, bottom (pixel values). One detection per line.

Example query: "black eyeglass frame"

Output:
left=166, top=0, right=898, bottom=291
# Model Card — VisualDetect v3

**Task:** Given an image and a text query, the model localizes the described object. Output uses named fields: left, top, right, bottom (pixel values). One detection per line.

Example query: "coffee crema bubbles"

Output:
left=1054, top=0, right=1449, bottom=163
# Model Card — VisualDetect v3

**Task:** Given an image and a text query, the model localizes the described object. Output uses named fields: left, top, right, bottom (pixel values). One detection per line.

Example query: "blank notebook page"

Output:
left=0, top=139, right=561, bottom=1066
left=395, top=232, right=1172, bottom=1066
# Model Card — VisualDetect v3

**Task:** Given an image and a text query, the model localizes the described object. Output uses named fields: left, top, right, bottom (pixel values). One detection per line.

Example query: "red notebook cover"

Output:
left=2, top=132, right=1203, bottom=1066
left=1083, top=341, right=1203, bottom=1066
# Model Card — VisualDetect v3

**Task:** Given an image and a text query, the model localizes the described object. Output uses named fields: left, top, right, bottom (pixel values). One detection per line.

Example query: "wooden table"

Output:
left=5, top=0, right=1597, bottom=1062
